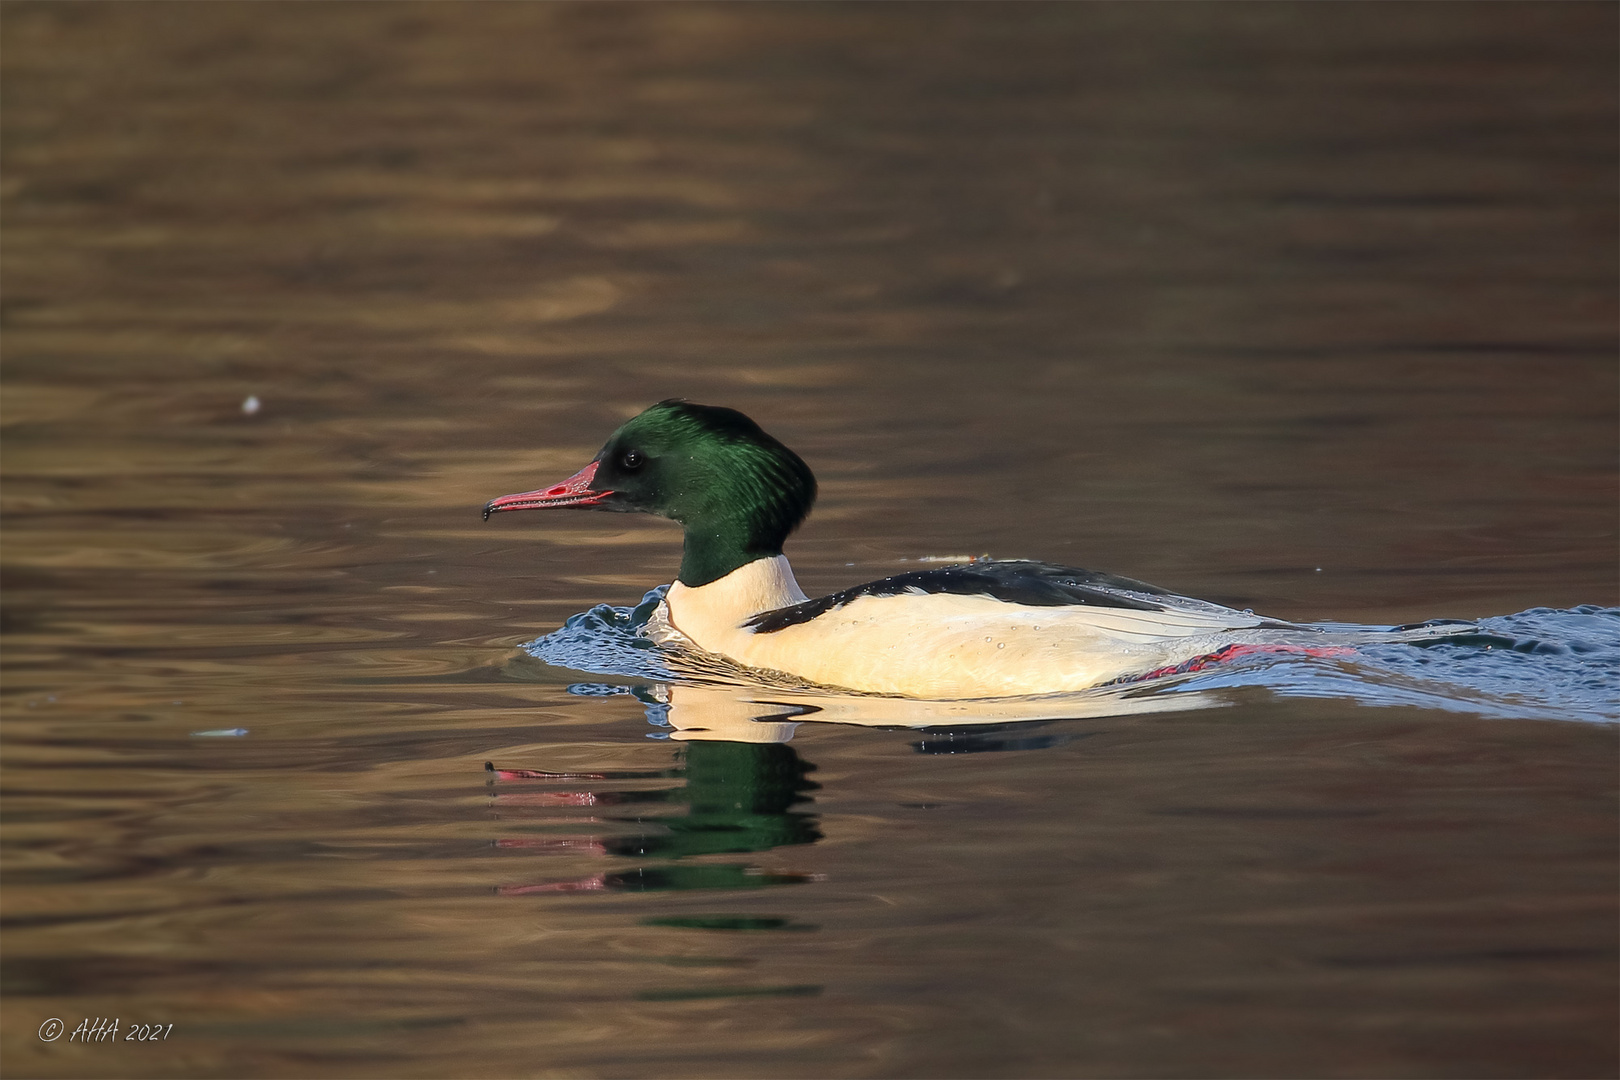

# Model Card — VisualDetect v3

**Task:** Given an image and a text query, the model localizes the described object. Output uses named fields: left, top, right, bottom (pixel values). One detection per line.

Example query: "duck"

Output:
left=485, top=400, right=1474, bottom=699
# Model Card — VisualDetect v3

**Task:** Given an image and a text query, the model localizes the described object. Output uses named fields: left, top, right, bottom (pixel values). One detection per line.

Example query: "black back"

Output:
left=745, top=560, right=1177, bottom=634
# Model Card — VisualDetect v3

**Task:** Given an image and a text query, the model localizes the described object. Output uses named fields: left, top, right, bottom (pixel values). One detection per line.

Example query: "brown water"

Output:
left=3, top=4, right=1617, bottom=1077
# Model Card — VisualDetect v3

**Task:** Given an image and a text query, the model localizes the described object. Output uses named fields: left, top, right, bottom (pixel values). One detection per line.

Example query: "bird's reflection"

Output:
left=910, top=722, right=1103, bottom=755
left=628, top=677, right=1215, bottom=744
left=490, top=720, right=821, bottom=896
left=489, top=678, right=1211, bottom=894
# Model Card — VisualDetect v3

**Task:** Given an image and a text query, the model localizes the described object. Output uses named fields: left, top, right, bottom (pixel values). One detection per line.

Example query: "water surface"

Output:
left=3, top=5, right=1616, bottom=1077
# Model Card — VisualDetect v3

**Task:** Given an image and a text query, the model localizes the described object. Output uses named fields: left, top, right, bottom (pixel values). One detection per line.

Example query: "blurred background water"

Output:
left=3, top=4, right=1616, bottom=1077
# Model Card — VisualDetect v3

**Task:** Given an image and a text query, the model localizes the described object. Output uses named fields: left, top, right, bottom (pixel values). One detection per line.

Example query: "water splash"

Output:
left=525, top=586, right=675, bottom=681
left=523, top=591, right=1620, bottom=727
left=1229, top=605, right=1620, bottom=723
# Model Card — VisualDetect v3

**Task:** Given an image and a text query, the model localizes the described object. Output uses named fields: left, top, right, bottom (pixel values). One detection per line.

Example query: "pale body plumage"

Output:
left=652, top=555, right=1287, bottom=698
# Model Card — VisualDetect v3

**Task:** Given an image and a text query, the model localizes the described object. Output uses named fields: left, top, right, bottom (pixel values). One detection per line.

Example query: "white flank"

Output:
left=660, top=557, right=1285, bottom=698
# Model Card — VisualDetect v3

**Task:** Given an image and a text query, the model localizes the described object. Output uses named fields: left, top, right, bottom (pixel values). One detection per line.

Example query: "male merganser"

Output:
left=485, top=400, right=1472, bottom=698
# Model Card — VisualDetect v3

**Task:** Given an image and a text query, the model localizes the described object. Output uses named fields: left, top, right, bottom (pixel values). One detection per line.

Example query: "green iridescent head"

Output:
left=485, top=400, right=817, bottom=587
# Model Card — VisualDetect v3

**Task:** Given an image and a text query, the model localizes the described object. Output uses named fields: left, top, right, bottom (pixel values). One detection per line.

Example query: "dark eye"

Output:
left=619, top=449, right=644, bottom=471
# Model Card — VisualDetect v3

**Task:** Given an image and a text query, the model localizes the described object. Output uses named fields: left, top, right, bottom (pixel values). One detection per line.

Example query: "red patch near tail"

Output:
left=1114, top=642, right=1355, bottom=685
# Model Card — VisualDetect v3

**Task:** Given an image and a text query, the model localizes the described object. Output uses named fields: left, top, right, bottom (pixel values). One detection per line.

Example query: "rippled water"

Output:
left=4, top=5, right=1616, bottom=1078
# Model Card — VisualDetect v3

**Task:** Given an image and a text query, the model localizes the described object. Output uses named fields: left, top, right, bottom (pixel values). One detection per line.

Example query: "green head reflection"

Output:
left=491, top=725, right=820, bottom=896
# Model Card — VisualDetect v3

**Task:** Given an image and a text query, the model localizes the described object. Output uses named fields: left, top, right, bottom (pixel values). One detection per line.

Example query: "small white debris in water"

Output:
left=241, top=395, right=261, bottom=415
left=1315, top=567, right=1323, bottom=572
left=191, top=728, right=249, bottom=737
